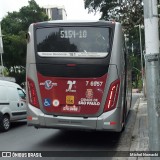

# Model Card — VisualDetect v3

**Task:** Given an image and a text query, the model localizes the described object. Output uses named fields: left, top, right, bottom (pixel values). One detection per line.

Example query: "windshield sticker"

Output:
left=62, top=105, right=80, bottom=112
left=38, top=52, right=108, bottom=58
left=86, top=89, right=93, bottom=99
left=66, top=95, right=74, bottom=105
left=40, top=80, right=57, bottom=90
left=78, top=98, right=100, bottom=106
left=66, top=80, right=76, bottom=92
left=43, top=98, right=51, bottom=107
left=52, top=99, right=60, bottom=107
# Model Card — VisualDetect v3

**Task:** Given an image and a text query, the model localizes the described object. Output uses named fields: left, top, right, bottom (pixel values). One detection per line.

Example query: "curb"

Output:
left=129, top=97, right=149, bottom=160
left=112, top=96, right=141, bottom=160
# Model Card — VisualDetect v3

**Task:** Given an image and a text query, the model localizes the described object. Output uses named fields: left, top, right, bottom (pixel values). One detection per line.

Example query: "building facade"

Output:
left=44, top=5, right=67, bottom=20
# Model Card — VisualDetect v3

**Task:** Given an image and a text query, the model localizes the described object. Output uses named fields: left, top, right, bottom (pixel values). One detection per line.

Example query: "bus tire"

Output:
left=121, top=93, right=127, bottom=132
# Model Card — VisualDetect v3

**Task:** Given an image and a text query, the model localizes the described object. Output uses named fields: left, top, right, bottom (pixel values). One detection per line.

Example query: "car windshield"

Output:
left=17, top=88, right=26, bottom=100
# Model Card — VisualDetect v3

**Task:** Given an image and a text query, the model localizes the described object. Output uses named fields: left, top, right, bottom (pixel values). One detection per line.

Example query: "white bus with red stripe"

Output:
left=26, top=20, right=132, bottom=132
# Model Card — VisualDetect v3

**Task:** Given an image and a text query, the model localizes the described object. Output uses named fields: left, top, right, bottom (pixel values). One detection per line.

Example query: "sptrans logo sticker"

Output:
left=40, top=80, right=57, bottom=90
left=66, top=80, right=76, bottom=92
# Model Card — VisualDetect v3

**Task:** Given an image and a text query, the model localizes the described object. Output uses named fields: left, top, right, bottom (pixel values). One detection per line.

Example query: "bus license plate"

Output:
left=66, top=95, right=74, bottom=105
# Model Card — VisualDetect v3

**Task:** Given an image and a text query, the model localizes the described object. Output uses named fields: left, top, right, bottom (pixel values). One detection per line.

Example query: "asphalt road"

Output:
left=0, top=93, right=140, bottom=160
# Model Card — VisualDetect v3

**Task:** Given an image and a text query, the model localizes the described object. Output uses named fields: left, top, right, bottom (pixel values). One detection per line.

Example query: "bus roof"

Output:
left=32, top=20, right=119, bottom=26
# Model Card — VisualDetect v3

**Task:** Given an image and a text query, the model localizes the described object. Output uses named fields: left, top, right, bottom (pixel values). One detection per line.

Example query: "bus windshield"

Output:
left=36, top=26, right=111, bottom=58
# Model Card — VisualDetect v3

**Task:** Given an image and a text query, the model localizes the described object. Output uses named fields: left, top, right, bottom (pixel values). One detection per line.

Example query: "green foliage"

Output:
left=3, top=33, right=26, bottom=69
left=84, top=0, right=143, bottom=33
left=1, top=0, right=49, bottom=84
left=18, top=0, right=48, bottom=31
left=0, top=67, right=9, bottom=76
left=137, top=78, right=143, bottom=91
left=84, top=0, right=145, bottom=60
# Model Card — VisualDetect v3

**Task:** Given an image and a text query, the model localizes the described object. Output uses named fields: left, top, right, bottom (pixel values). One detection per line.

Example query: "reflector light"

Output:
left=104, top=79, right=120, bottom=112
left=110, top=121, right=117, bottom=125
left=27, top=78, right=39, bottom=108
left=67, top=64, right=77, bottom=67
left=27, top=116, right=32, bottom=121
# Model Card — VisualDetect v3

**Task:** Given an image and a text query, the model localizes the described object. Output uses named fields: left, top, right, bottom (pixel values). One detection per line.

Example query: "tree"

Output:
left=84, top=0, right=144, bottom=53
left=1, top=0, right=48, bottom=84
left=84, top=0, right=143, bottom=32
left=84, top=0, right=144, bottom=56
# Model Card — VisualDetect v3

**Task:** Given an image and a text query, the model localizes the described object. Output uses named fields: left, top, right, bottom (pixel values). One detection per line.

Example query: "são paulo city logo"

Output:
left=40, top=80, right=57, bottom=90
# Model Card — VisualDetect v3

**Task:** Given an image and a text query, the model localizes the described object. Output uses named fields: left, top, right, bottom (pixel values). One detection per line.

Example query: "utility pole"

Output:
left=0, top=22, right=4, bottom=77
left=138, top=25, right=144, bottom=92
left=143, top=0, right=160, bottom=158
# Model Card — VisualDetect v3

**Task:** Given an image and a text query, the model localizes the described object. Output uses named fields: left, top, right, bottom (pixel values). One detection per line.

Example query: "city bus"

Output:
left=26, top=20, right=132, bottom=132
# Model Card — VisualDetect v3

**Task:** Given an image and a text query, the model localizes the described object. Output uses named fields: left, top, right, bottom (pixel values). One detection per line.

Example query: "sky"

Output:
left=0, top=0, right=101, bottom=20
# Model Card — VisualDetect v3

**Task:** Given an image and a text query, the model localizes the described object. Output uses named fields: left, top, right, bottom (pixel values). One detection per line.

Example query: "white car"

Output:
left=0, top=80, right=27, bottom=131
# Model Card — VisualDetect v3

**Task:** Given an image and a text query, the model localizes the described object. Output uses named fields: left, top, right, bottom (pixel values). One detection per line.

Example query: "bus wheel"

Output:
left=0, top=115, right=11, bottom=132
left=121, top=102, right=127, bottom=132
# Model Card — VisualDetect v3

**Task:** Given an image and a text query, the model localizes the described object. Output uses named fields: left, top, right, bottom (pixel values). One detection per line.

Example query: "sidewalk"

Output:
left=112, top=94, right=149, bottom=160
left=129, top=95, right=149, bottom=160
